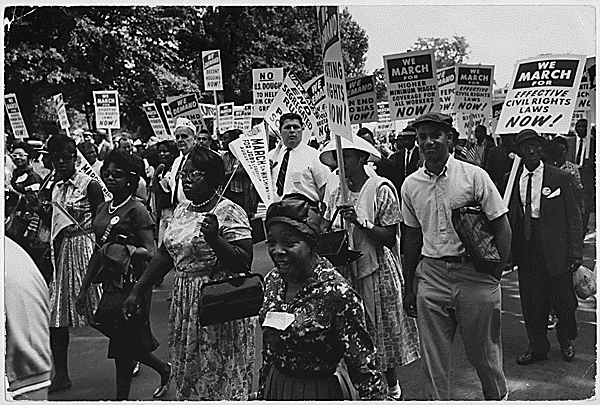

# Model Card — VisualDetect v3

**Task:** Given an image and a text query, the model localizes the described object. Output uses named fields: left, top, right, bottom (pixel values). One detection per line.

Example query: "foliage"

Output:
left=4, top=6, right=368, bottom=137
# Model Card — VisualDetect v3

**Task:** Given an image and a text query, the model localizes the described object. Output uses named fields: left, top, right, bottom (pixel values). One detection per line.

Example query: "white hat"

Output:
left=319, top=135, right=381, bottom=167
left=174, top=117, right=196, bottom=134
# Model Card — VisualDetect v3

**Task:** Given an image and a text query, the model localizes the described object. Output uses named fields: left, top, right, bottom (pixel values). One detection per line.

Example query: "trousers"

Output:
left=415, top=257, right=508, bottom=400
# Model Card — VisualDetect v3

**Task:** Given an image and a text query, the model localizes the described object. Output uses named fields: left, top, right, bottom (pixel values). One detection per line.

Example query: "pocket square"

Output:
left=547, top=188, right=561, bottom=199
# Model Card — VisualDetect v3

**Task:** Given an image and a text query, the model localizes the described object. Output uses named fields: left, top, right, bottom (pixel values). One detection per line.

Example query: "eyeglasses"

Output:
left=177, top=169, right=207, bottom=181
left=50, top=153, right=76, bottom=162
left=10, top=153, right=28, bottom=159
left=102, top=169, right=128, bottom=179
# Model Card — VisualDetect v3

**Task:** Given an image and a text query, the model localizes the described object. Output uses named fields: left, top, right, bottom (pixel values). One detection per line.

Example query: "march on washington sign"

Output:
left=346, top=75, right=378, bottom=124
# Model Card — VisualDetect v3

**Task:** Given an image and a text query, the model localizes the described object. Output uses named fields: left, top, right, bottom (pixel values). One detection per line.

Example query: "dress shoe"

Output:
left=560, top=340, right=575, bottom=362
left=153, top=362, right=173, bottom=398
left=516, top=351, right=548, bottom=365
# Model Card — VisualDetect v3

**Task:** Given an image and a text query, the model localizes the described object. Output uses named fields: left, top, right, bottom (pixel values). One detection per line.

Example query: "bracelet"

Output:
left=362, top=219, right=375, bottom=230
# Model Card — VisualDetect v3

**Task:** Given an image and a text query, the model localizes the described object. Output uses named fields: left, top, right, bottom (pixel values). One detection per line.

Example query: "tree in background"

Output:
left=4, top=6, right=368, bottom=137
left=373, top=35, right=470, bottom=102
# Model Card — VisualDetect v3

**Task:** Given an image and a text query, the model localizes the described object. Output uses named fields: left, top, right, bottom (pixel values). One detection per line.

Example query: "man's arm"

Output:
left=402, top=225, right=423, bottom=318
left=563, top=174, right=583, bottom=269
left=489, top=213, right=511, bottom=270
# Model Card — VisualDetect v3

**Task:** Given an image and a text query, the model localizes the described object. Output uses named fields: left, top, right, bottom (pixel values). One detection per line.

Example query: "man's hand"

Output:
left=403, top=288, right=417, bottom=318
left=568, top=257, right=583, bottom=273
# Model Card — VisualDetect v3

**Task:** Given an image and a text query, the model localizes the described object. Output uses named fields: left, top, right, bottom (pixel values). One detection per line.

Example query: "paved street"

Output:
left=50, top=215, right=596, bottom=401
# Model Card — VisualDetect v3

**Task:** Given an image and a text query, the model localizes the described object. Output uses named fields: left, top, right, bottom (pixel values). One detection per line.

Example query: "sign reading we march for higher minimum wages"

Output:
left=93, top=90, right=120, bottom=129
left=384, top=49, right=440, bottom=121
left=496, top=54, right=586, bottom=134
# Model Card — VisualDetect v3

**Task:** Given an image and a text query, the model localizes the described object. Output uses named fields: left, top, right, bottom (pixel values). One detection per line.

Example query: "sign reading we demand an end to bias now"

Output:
left=346, top=75, right=378, bottom=124
left=496, top=54, right=586, bottom=134
left=384, top=49, right=440, bottom=120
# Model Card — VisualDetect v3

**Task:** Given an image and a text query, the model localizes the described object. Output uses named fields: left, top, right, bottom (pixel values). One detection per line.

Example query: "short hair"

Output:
left=576, top=118, right=588, bottom=125
left=279, top=112, right=303, bottom=128
left=197, top=128, right=210, bottom=136
left=450, top=128, right=460, bottom=142
left=223, top=129, right=242, bottom=141
left=551, top=136, right=569, bottom=153
left=475, top=125, right=487, bottom=132
left=46, top=135, right=77, bottom=156
left=156, top=139, right=179, bottom=157
left=188, top=144, right=225, bottom=190
left=403, top=125, right=417, bottom=134
left=77, top=140, right=97, bottom=155
left=356, top=127, right=375, bottom=144
left=101, top=149, right=140, bottom=196
left=11, top=141, right=34, bottom=157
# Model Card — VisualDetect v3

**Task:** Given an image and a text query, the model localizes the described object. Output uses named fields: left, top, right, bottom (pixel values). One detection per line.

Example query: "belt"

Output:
left=274, top=364, right=335, bottom=381
left=425, top=255, right=471, bottom=264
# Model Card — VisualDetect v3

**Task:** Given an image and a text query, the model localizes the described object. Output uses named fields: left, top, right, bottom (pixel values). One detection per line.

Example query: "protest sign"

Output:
left=161, top=102, right=176, bottom=135
left=229, top=128, right=274, bottom=206
left=317, top=6, right=353, bottom=141
left=234, top=105, right=245, bottom=131
left=264, top=72, right=319, bottom=141
left=75, top=149, right=112, bottom=201
left=377, top=101, right=390, bottom=122
left=586, top=57, right=596, bottom=124
left=455, top=64, right=494, bottom=122
left=143, top=102, right=169, bottom=139
left=383, top=49, right=440, bottom=121
left=570, top=110, right=587, bottom=130
left=496, top=54, right=586, bottom=134
left=202, top=50, right=223, bottom=91
left=376, top=121, right=395, bottom=136
left=217, top=102, right=234, bottom=133
left=4, top=93, right=29, bottom=138
left=253, top=68, right=284, bottom=117
left=304, top=74, right=330, bottom=141
left=574, top=58, right=592, bottom=112
left=93, top=90, right=120, bottom=129
left=52, top=93, right=70, bottom=130
left=490, top=98, right=505, bottom=137
left=346, top=75, right=378, bottom=124
left=166, top=93, right=207, bottom=133
left=437, top=66, right=456, bottom=115
left=198, top=103, right=216, bottom=119
left=243, top=103, right=253, bottom=132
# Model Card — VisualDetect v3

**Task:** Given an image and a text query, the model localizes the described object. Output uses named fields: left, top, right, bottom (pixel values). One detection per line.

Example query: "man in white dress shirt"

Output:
left=162, top=117, right=197, bottom=207
left=269, top=112, right=330, bottom=203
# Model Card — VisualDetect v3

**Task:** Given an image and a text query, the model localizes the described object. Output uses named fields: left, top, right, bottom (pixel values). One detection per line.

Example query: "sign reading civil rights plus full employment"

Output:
left=93, top=90, right=120, bottom=129
left=52, top=93, right=70, bottom=130
left=4, top=93, right=29, bottom=138
left=384, top=49, right=440, bottom=121
left=202, top=50, right=223, bottom=91
left=346, top=75, right=378, bottom=124
left=496, top=54, right=586, bottom=134
left=143, top=103, right=169, bottom=139
left=317, top=6, right=353, bottom=141
left=253, top=68, right=284, bottom=117
left=166, top=93, right=208, bottom=133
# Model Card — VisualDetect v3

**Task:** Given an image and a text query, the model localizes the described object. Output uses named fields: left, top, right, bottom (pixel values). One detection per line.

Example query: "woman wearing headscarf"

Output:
left=320, top=136, right=420, bottom=400
left=123, top=144, right=256, bottom=400
left=257, top=194, right=386, bottom=400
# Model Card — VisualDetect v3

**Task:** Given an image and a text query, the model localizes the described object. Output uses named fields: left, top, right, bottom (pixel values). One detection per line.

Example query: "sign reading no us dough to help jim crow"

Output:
left=202, top=50, right=223, bottom=91
left=346, top=75, right=378, bottom=125
left=143, top=103, right=169, bottom=139
left=253, top=68, right=284, bottom=117
left=317, top=6, right=353, bottom=141
left=4, top=93, right=29, bottom=139
left=93, top=90, right=120, bottom=129
left=166, top=93, right=208, bottom=133
left=384, top=49, right=440, bottom=121
left=52, top=93, right=70, bottom=130
left=496, top=54, right=586, bottom=135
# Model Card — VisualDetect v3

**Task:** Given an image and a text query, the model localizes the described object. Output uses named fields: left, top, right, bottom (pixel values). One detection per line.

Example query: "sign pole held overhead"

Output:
left=213, top=90, right=218, bottom=140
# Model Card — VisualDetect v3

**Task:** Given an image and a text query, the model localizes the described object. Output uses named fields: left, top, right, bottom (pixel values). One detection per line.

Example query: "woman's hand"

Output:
left=75, top=291, right=87, bottom=315
left=200, top=213, right=219, bottom=241
left=339, top=205, right=361, bottom=227
left=122, top=293, right=141, bottom=321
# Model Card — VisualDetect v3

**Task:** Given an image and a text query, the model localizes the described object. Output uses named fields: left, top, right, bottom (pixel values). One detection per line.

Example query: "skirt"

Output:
left=263, top=364, right=358, bottom=401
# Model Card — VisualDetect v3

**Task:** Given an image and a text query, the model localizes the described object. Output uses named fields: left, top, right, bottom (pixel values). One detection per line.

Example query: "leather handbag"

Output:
left=317, top=207, right=362, bottom=266
left=451, top=204, right=502, bottom=279
left=199, top=272, right=265, bottom=326
left=573, top=265, right=596, bottom=300
left=92, top=282, right=135, bottom=338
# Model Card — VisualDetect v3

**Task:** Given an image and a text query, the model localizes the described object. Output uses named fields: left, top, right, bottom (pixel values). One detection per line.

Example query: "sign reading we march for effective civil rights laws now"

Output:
left=4, top=93, right=29, bottom=138
left=384, top=49, right=440, bottom=121
left=93, top=90, right=120, bottom=129
left=454, top=64, right=495, bottom=134
left=346, top=75, right=378, bottom=125
left=317, top=6, right=353, bottom=141
left=253, top=68, right=284, bottom=117
left=202, top=50, right=223, bottom=91
left=496, top=54, right=586, bottom=134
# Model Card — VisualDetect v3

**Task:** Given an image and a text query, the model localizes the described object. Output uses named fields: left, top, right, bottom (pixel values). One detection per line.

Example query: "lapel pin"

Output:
left=542, top=187, right=551, bottom=196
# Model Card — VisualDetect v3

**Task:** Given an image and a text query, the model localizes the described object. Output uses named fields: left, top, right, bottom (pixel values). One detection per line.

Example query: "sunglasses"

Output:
left=102, top=169, right=129, bottom=179
left=177, top=169, right=207, bottom=181
left=50, top=153, right=76, bottom=162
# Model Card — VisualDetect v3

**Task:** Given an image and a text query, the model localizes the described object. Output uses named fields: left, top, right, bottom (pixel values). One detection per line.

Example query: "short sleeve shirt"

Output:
left=401, top=155, right=508, bottom=258
left=270, top=142, right=330, bottom=202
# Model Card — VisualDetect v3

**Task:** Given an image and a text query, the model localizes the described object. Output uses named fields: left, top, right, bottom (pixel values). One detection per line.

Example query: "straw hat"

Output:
left=319, top=135, right=381, bottom=167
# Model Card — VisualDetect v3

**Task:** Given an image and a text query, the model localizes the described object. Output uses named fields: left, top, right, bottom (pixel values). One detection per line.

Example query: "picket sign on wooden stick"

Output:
left=213, top=90, right=218, bottom=140
left=502, top=155, right=522, bottom=206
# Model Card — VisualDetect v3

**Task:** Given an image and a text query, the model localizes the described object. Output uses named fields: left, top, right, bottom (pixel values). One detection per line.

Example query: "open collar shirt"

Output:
left=401, top=154, right=508, bottom=258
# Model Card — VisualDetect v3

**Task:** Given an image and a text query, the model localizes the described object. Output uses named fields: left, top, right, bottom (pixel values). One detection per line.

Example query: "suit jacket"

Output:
left=485, top=144, right=513, bottom=187
left=388, top=147, right=419, bottom=193
left=501, top=164, right=583, bottom=275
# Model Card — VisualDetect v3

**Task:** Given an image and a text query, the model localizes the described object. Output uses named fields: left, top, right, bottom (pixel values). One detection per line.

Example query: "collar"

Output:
left=55, top=171, right=78, bottom=187
left=424, top=154, right=453, bottom=178
left=522, top=160, right=544, bottom=177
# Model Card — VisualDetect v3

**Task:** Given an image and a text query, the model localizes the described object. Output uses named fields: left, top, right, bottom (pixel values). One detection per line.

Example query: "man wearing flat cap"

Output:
left=501, top=129, right=582, bottom=365
left=401, top=112, right=512, bottom=400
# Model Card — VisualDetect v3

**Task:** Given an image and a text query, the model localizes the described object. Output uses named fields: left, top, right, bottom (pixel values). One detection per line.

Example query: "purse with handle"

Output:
left=317, top=206, right=362, bottom=267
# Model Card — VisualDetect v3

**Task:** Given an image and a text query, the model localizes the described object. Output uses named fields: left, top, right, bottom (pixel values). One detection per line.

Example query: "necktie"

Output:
left=276, top=148, right=291, bottom=196
left=405, top=149, right=411, bottom=176
left=524, top=172, right=533, bottom=241
left=576, top=138, right=584, bottom=165
left=173, top=155, right=186, bottom=204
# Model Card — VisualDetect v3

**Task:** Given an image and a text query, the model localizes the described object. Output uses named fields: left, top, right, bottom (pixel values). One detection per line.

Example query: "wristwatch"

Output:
left=362, top=219, right=375, bottom=230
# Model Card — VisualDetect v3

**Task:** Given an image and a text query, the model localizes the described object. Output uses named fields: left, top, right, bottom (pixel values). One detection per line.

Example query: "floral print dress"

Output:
left=163, top=199, right=256, bottom=400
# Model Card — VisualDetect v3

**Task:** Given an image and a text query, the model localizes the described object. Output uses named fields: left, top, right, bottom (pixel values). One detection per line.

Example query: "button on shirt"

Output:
left=519, top=161, right=543, bottom=219
left=401, top=155, right=508, bottom=258
left=269, top=142, right=330, bottom=202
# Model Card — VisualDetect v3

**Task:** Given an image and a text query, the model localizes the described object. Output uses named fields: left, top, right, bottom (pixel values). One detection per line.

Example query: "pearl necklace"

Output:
left=189, top=193, right=217, bottom=211
left=108, top=195, right=132, bottom=214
